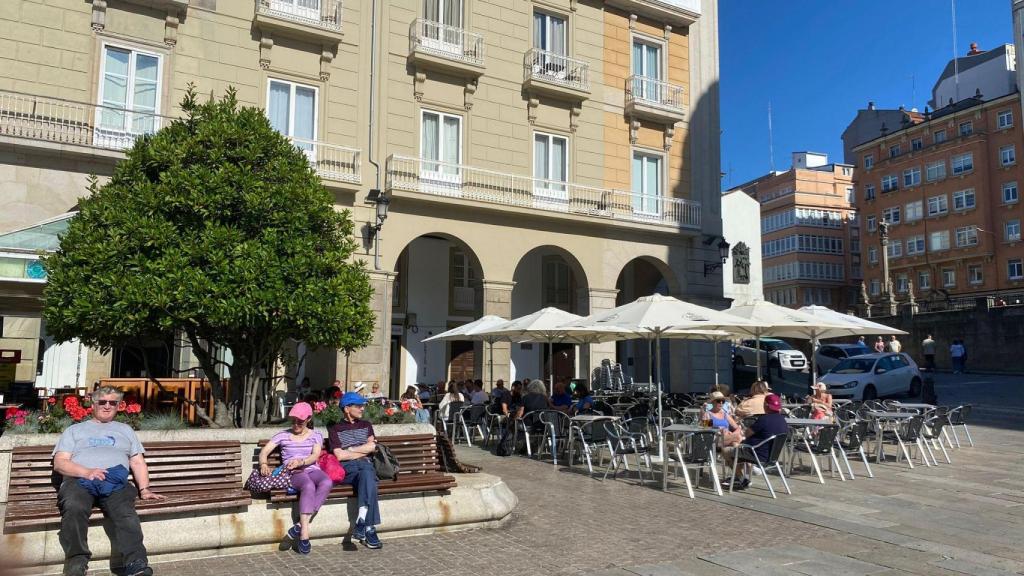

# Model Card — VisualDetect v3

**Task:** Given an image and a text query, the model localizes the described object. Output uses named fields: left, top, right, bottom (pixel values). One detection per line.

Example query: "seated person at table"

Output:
left=401, top=386, right=431, bottom=423
left=469, top=382, right=489, bottom=406
left=501, top=381, right=523, bottom=416
left=721, top=393, right=789, bottom=490
left=517, top=380, right=551, bottom=418
left=734, top=380, right=770, bottom=419
left=704, top=384, right=734, bottom=416
left=806, top=382, right=833, bottom=420
left=490, top=379, right=510, bottom=405
left=365, top=383, right=386, bottom=401
left=703, top=391, right=742, bottom=447
left=570, top=384, right=595, bottom=415
left=550, top=380, right=573, bottom=412
left=438, top=386, right=465, bottom=420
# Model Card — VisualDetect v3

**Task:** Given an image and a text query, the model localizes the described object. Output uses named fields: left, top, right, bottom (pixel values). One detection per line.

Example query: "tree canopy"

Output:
left=43, top=87, right=375, bottom=426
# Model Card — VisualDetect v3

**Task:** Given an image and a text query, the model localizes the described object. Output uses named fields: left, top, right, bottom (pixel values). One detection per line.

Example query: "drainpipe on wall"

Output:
left=368, top=0, right=382, bottom=271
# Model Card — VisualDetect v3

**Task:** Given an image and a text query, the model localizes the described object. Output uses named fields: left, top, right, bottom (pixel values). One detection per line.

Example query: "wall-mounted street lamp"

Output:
left=367, top=189, right=390, bottom=270
left=703, top=236, right=731, bottom=277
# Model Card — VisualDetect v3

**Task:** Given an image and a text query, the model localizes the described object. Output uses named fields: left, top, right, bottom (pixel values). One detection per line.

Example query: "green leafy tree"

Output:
left=43, top=87, right=375, bottom=427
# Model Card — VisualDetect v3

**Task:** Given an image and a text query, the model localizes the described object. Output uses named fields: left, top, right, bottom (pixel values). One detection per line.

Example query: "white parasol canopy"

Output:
left=422, top=315, right=512, bottom=388
left=797, top=305, right=908, bottom=338
left=480, top=307, right=583, bottom=391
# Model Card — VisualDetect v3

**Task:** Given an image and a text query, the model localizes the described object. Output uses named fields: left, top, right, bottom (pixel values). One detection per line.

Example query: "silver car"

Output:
left=820, top=352, right=923, bottom=401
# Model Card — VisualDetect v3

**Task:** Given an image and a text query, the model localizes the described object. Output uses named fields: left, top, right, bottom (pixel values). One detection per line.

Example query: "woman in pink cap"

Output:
left=257, top=402, right=332, bottom=554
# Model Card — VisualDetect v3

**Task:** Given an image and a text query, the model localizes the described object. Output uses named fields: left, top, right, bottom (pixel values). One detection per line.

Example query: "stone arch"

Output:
left=613, top=255, right=680, bottom=304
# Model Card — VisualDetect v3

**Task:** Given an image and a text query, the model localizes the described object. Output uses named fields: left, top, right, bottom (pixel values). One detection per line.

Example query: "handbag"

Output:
left=318, top=452, right=346, bottom=484
left=243, top=465, right=292, bottom=495
left=372, top=444, right=401, bottom=481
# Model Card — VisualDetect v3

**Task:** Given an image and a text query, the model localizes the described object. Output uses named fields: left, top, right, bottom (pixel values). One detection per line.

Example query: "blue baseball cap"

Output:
left=341, top=391, right=368, bottom=407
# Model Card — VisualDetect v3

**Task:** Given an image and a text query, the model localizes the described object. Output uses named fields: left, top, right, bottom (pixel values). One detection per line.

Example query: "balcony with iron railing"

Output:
left=522, top=49, right=590, bottom=100
left=385, top=154, right=700, bottom=230
left=0, top=90, right=362, bottom=186
left=408, top=18, right=485, bottom=76
left=254, top=0, right=343, bottom=42
left=604, top=0, right=701, bottom=26
left=624, top=76, right=686, bottom=124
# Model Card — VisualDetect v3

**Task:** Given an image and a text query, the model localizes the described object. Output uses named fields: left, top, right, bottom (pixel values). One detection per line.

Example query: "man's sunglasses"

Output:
left=94, top=400, right=119, bottom=407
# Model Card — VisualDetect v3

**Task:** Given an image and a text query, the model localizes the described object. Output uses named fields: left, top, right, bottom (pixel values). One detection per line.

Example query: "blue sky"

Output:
left=720, top=0, right=1014, bottom=190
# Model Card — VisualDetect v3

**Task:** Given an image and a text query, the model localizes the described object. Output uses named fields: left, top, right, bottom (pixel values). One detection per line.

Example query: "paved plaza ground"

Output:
left=104, top=373, right=1023, bottom=576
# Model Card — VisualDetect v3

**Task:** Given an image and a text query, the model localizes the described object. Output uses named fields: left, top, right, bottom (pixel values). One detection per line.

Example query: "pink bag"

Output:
left=318, top=452, right=346, bottom=484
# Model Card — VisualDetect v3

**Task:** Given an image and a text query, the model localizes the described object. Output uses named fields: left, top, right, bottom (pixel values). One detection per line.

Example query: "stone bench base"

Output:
left=1, top=473, right=517, bottom=574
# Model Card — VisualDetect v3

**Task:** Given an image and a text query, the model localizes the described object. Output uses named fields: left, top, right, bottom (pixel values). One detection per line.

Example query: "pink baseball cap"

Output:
left=763, top=394, right=782, bottom=413
left=288, top=402, right=313, bottom=420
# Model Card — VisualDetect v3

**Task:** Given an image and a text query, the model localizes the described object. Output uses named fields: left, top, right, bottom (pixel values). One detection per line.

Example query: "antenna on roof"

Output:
left=767, top=101, right=775, bottom=173
left=951, top=0, right=960, bottom=102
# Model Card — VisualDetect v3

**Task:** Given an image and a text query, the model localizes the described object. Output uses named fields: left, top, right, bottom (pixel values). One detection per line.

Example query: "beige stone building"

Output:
left=0, top=0, right=724, bottom=398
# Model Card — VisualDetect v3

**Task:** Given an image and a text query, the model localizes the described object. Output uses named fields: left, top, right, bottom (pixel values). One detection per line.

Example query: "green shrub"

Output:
left=138, top=412, right=187, bottom=431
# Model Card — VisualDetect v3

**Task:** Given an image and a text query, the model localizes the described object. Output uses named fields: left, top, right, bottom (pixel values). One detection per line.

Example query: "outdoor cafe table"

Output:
left=566, top=414, right=619, bottom=472
left=894, top=402, right=935, bottom=411
left=783, top=418, right=830, bottom=474
left=866, top=411, right=917, bottom=462
left=661, top=424, right=720, bottom=491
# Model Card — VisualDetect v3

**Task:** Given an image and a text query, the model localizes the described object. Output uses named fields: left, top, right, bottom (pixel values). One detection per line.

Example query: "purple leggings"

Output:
left=291, top=467, right=333, bottom=515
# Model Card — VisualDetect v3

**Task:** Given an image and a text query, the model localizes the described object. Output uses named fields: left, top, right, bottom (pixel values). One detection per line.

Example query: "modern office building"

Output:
left=727, top=152, right=859, bottom=311
left=0, top=0, right=725, bottom=395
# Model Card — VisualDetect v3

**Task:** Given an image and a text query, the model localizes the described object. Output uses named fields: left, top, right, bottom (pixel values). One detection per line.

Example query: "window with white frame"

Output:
left=866, top=215, right=877, bottom=232
left=925, top=160, right=946, bottom=182
left=889, top=144, right=900, bottom=158
left=864, top=154, right=874, bottom=169
left=933, top=129, right=947, bottom=144
left=631, top=150, right=663, bottom=214
left=864, top=184, right=876, bottom=200
left=869, top=279, right=880, bottom=295
left=896, top=273, right=909, bottom=293
left=1004, top=182, right=1019, bottom=204
left=905, top=200, right=923, bottom=221
left=842, top=166, right=852, bottom=176
left=968, top=265, right=983, bottom=285
left=97, top=44, right=162, bottom=144
left=451, top=249, right=476, bottom=311
left=421, top=109, right=462, bottom=183
left=928, top=194, right=948, bottom=216
left=534, top=132, right=569, bottom=197
left=955, top=225, right=978, bottom=247
left=952, top=189, right=975, bottom=211
left=903, top=167, right=921, bottom=187
left=918, top=270, right=931, bottom=290
left=1001, top=145, right=1016, bottom=166
left=887, top=240, right=902, bottom=258
left=868, top=246, right=878, bottom=264
left=881, top=174, right=898, bottom=192
left=882, top=206, right=901, bottom=225
left=631, top=38, right=664, bottom=101
left=958, top=121, right=973, bottom=136
left=906, top=234, right=925, bottom=255
left=542, top=256, right=572, bottom=309
left=930, top=230, right=950, bottom=251
left=424, top=0, right=463, bottom=28
left=846, top=186, right=855, bottom=204
left=952, top=152, right=973, bottom=175
left=911, top=138, right=922, bottom=151
left=268, top=79, right=318, bottom=154
left=942, top=267, right=956, bottom=287
left=1010, top=259, right=1024, bottom=280
left=998, top=109, right=1013, bottom=129
left=533, top=11, right=567, bottom=54
left=1006, top=219, right=1021, bottom=242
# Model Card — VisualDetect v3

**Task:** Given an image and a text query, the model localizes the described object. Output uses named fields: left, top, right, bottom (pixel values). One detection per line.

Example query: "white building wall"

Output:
left=403, top=238, right=452, bottom=388
left=932, top=45, right=1016, bottom=107
left=722, top=190, right=764, bottom=304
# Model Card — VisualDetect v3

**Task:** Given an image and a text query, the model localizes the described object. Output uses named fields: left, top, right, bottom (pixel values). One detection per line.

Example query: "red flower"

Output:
left=63, top=396, right=79, bottom=409
left=400, top=400, right=412, bottom=412
left=117, top=401, right=127, bottom=412
left=47, top=396, right=57, bottom=405
left=125, top=403, right=142, bottom=415
left=384, top=407, right=395, bottom=416
left=5, top=407, right=17, bottom=420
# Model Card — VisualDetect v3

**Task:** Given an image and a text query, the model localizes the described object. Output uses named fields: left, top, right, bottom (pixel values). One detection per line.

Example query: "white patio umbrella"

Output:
left=558, top=294, right=767, bottom=490
left=479, top=307, right=583, bottom=392
left=725, top=300, right=856, bottom=380
left=797, top=305, right=908, bottom=338
left=422, top=315, right=510, bottom=388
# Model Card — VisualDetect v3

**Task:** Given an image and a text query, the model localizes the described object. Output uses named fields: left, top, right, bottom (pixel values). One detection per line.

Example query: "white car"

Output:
left=732, top=338, right=808, bottom=379
left=820, top=352, right=923, bottom=401
left=814, top=343, right=872, bottom=376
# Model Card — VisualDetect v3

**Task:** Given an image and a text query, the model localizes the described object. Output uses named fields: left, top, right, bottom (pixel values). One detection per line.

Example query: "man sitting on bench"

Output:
left=52, top=386, right=165, bottom=576
left=329, top=392, right=383, bottom=550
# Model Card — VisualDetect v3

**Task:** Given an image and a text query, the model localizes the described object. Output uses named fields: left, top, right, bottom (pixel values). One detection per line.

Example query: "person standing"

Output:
left=887, top=335, right=902, bottom=353
left=329, top=393, right=383, bottom=549
left=856, top=336, right=866, bottom=347
left=873, top=336, right=885, bottom=353
left=921, top=335, right=937, bottom=372
left=950, top=340, right=966, bottom=374
left=52, top=386, right=164, bottom=576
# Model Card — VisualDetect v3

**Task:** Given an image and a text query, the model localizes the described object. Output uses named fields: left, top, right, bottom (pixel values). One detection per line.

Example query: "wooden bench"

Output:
left=256, top=434, right=456, bottom=503
left=4, top=441, right=251, bottom=532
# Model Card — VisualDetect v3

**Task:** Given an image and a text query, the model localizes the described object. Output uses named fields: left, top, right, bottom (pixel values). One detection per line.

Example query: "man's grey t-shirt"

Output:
left=52, top=420, right=144, bottom=470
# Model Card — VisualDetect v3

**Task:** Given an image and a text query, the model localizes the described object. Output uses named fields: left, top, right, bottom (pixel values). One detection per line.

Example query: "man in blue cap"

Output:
left=328, top=391, right=383, bottom=549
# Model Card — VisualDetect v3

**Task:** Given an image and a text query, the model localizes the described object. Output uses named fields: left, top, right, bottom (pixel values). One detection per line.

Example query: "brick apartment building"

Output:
left=727, top=152, right=860, bottom=311
left=852, top=92, right=1024, bottom=307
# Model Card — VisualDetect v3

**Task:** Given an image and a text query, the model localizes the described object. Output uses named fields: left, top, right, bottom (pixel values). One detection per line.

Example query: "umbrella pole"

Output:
left=756, top=331, right=762, bottom=381
left=713, top=338, right=720, bottom=388
left=489, top=338, right=494, bottom=391
left=657, top=335, right=668, bottom=491
left=548, top=341, right=553, bottom=395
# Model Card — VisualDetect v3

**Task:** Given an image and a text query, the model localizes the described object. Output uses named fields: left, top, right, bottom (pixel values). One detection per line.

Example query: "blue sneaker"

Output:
left=363, top=526, right=382, bottom=549
left=352, top=520, right=367, bottom=542
left=296, top=539, right=311, bottom=555
left=287, top=522, right=301, bottom=540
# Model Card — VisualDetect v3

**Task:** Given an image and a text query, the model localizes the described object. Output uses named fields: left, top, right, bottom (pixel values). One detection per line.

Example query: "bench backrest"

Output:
left=8, top=441, right=245, bottom=505
left=255, top=433, right=441, bottom=476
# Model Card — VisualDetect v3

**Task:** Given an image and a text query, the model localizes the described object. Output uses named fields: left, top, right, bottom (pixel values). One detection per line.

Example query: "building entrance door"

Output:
left=449, top=340, right=475, bottom=381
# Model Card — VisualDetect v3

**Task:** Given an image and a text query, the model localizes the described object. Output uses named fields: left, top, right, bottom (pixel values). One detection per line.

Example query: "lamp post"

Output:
left=878, top=221, right=897, bottom=316
left=367, top=189, right=390, bottom=270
